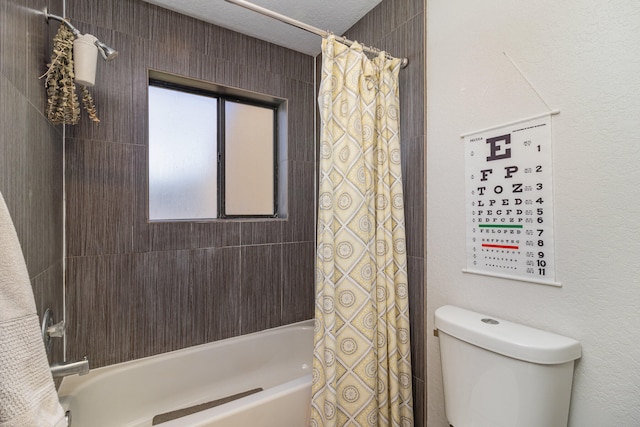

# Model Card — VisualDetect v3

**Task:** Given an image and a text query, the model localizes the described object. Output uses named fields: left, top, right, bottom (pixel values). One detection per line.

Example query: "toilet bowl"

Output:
left=435, top=305, right=581, bottom=427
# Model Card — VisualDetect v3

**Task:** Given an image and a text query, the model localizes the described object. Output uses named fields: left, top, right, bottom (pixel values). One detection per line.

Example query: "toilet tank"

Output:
left=435, top=305, right=581, bottom=427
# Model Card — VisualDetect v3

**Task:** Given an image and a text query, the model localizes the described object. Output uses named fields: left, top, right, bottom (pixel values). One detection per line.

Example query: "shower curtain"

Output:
left=310, top=36, right=414, bottom=427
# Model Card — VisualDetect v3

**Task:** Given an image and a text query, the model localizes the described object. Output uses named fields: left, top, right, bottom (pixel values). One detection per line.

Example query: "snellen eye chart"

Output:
left=463, top=114, right=559, bottom=286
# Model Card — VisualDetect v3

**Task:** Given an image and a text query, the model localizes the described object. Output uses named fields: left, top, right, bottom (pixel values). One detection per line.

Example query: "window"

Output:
left=148, top=74, right=283, bottom=221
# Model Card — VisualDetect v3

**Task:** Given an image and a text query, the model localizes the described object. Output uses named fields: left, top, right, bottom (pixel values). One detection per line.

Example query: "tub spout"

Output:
left=50, top=357, right=90, bottom=378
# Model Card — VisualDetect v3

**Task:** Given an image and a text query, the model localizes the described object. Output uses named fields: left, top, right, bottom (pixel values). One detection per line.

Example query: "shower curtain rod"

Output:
left=223, top=0, right=409, bottom=68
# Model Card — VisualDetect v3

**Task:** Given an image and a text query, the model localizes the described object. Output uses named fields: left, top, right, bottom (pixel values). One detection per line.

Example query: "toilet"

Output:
left=435, top=305, right=581, bottom=427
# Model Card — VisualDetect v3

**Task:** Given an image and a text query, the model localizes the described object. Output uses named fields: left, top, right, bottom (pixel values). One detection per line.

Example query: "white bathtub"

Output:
left=57, top=320, right=313, bottom=427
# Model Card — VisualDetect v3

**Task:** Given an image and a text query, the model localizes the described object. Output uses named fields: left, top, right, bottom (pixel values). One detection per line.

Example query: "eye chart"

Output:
left=463, top=113, right=559, bottom=286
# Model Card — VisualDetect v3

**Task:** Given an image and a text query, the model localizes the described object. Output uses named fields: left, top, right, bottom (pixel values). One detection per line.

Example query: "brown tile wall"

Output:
left=2, top=0, right=426, bottom=422
left=1, top=0, right=425, bottom=422
left=342, top=0, right=427, bottom=425
left=64, top=0, right=316, bottom=368
left=0, top=0, right=65, bottom=364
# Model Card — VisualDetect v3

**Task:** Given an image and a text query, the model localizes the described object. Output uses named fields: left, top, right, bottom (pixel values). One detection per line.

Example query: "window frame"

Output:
left=148, top=78, right=280, bottom=220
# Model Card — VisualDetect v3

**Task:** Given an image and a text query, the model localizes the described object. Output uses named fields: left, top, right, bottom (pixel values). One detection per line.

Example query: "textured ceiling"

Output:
left=143, top=0, right=382, bottom=56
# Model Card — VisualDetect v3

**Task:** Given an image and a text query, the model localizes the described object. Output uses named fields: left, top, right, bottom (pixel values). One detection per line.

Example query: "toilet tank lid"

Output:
left=435, top=305, right=581, bottom=364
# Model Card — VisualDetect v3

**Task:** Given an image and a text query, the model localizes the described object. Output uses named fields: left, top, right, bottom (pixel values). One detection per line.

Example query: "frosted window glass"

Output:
left=225, top=102, right=274, bottom=215
left=148, top=86, right=217, bottom=220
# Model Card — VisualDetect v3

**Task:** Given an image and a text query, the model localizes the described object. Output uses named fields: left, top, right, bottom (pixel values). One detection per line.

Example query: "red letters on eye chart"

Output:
left=464, top=115, right=558, bottom=286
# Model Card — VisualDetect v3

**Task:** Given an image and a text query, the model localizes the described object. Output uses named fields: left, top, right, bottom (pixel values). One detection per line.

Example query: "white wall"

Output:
left=426, top=1, right=640, bottom=426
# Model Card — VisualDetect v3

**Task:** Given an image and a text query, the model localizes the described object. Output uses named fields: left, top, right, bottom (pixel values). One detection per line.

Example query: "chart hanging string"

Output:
left=503, top=51, right=554, bottom=113
left=460, top=53, right=560, bottom=138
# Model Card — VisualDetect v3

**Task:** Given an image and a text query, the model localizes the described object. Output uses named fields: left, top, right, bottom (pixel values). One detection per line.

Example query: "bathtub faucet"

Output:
left=50, top=356, right=90, bottom=378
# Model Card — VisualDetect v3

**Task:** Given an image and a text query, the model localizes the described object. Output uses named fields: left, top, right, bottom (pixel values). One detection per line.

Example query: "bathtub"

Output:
left=57, top=320, right=313, bottom=427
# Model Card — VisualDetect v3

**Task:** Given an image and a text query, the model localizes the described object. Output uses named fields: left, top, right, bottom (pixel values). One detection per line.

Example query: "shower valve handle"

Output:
left=47, top=320, right=65, bottom=338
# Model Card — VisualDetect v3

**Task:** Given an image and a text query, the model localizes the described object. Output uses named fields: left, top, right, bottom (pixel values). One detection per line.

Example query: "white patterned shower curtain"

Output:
left=310, top=36, right=414, bottom=427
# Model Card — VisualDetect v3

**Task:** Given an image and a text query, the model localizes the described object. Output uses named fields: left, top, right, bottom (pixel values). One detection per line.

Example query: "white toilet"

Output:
left=435, top=305, right=581, bottom=427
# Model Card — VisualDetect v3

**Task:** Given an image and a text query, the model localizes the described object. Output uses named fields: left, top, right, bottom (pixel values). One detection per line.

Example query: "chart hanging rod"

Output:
left=223, top=0, right=408, bottom=68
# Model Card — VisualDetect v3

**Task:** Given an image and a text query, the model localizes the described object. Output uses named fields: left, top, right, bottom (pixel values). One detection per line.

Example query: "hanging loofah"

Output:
left=41, top=24, right=100, bottom=124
